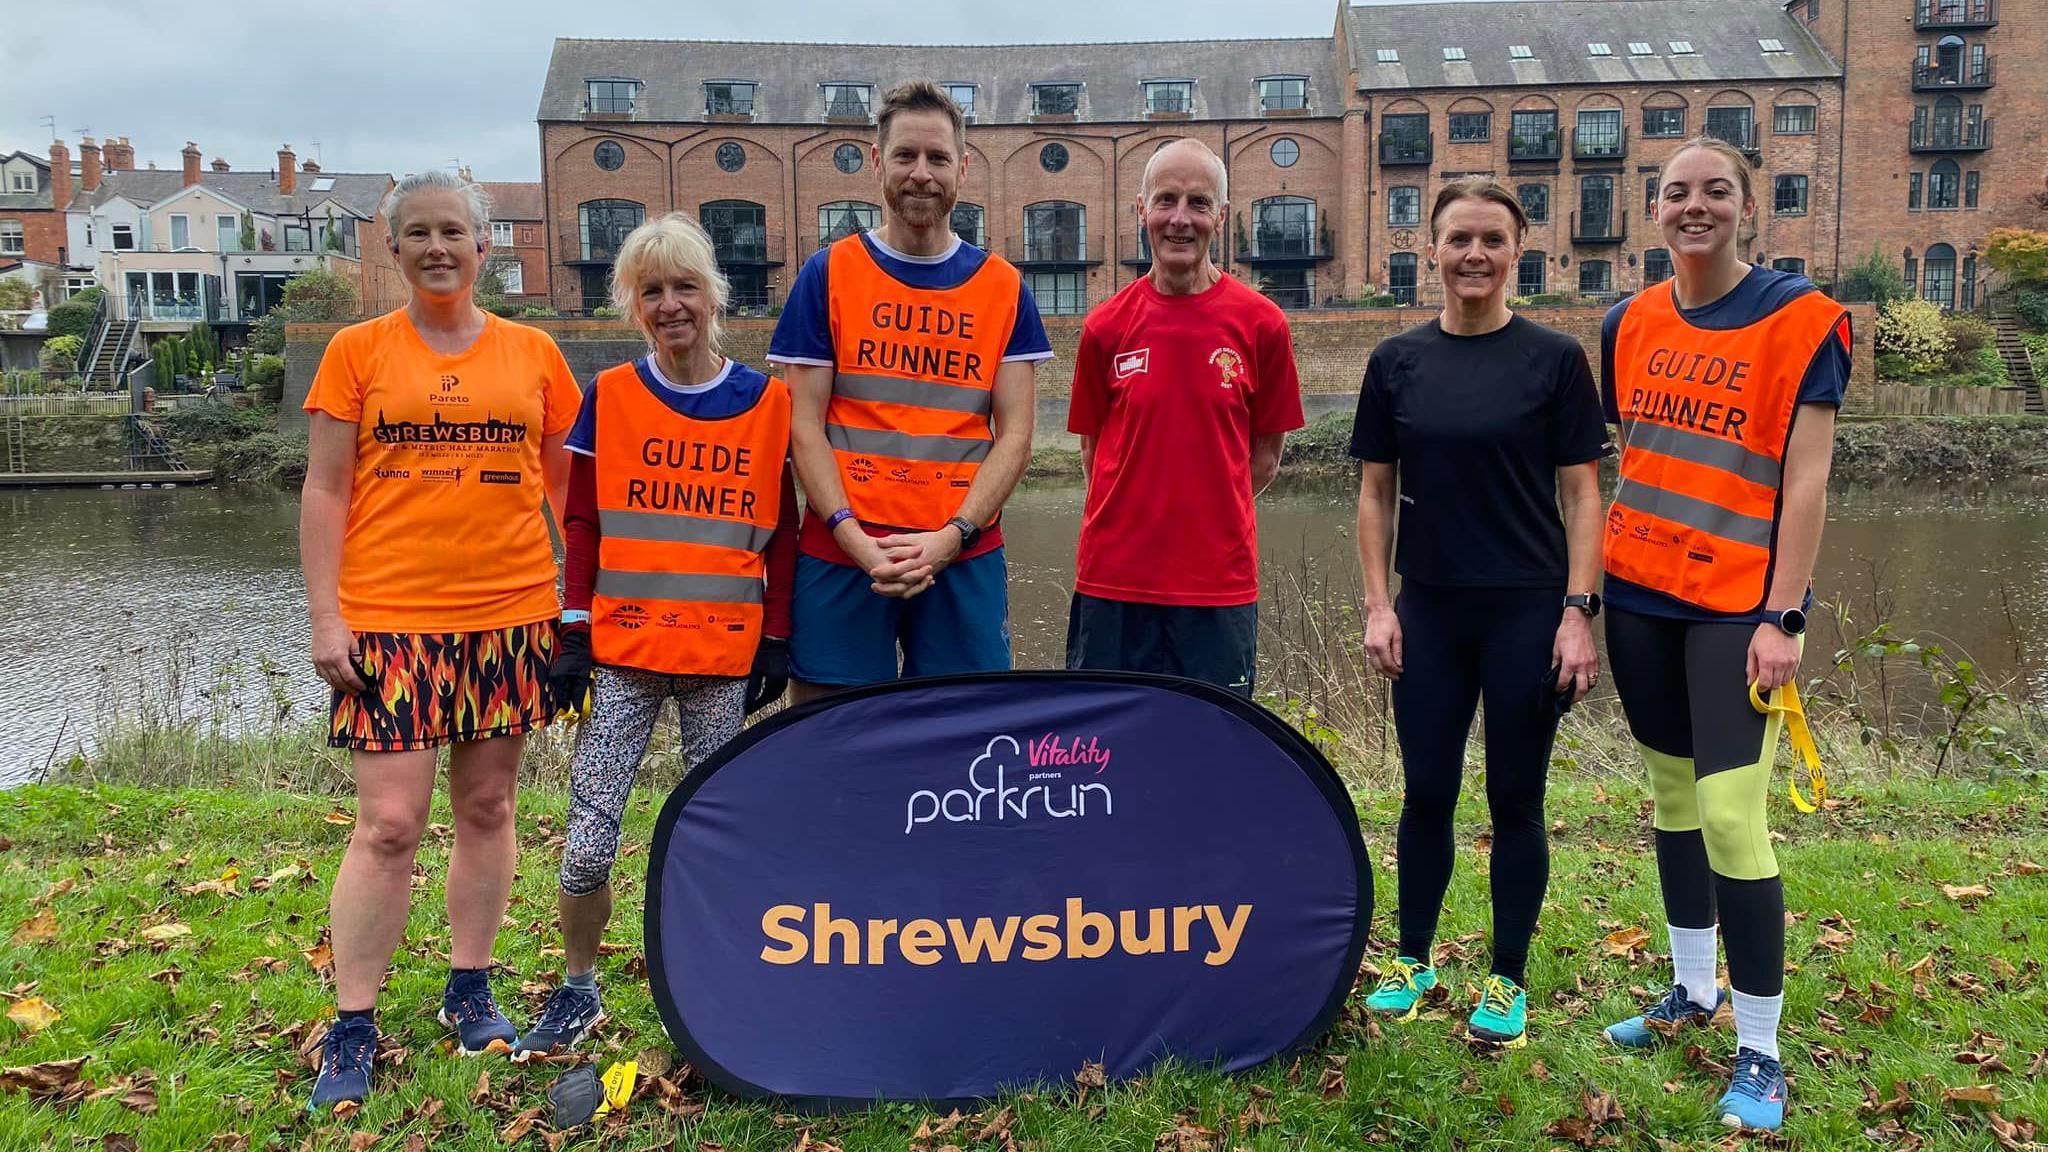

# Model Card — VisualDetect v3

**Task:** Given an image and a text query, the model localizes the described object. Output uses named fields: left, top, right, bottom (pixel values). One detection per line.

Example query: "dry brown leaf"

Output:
left=138, top=923, right=190, bottom=942
left=1942, top=1083, right=2002, bottom=1108
left=974, top=1106, right=1016, bottom=1143
left=1940, top=883, right=1992, bottom=903
left=1599, top=926, right=1651, bottom=958
left=6, top=996, right=60, bottom=1034
left=501, top=1105, right=543, bottom=1141
left=347, top=1133, right=377, bottom=1152
left=0, top=1056, right=88, bottom=1097
left=2013, top=860, right=2042, bottom=876
left=332, top=1099, right=362, bottom=1121
left=100, top=1136, right=137, bottom=1152
left=303, top=940, right=335, bottom=974
left=472, top=1069, right=491, bottom=1102
left=11, top=909, right=58, bottom=946
left=324, top=810, right=355, bottom=826
left=1583, top=1086, right=1626, bottom=1124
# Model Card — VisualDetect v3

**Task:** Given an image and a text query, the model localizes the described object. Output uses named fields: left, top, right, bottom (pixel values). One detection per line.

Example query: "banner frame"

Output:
left=642, top=668, right=1371, bottom=1113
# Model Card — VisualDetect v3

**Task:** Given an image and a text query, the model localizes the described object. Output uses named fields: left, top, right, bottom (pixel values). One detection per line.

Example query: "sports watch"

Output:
left=1772, top=607, right=1808, bottom=636
left=1563, top=593, right=1602, bottom=618
left=946, top=516, right=981, bottom=551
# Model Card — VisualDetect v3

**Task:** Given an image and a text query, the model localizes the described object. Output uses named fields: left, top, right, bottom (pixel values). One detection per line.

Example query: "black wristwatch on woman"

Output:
left=1563, top=593, right=1602, bottom=618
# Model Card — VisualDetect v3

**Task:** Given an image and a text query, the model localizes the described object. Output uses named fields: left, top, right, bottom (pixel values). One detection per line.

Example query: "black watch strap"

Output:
left=1564, top=593, right=1601, bottom=618
left=946, top=516, right=980, bottom=550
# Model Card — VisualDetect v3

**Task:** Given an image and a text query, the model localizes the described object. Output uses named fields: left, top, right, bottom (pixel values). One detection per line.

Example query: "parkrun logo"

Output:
left=373, top=411, right=528, bottom=445
left=904, top=735, right=1113, bottom=835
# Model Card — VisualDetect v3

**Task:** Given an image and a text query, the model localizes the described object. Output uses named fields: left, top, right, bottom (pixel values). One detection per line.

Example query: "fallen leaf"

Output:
left=974, top=1106, right=1016, bottom=1143
left=2014, top=860, right=2042, bottom=876
left=636, top=1046, right=675, bottom=1081
left=324, top=810, right=355, bottom=826
left=348, top=1133, right=378, bottom=1151
left=1599, top=926, right=1651, bottom=958
left=501, top=1106, right=543, bottom=1141
left=1943, top=1083, right=2002, bottom=1108
left=333, top=1099, right=361, bottom=1121
left=6, top=996, right=60, bottom=1034
left=11, top=910, right=58, bottom=946
left=139, top=923, right=190, bottom=942
left=303, top=939, right=334, bottom=974
left=0, top=1056, right=88, bottom=1097
left=1940, top=883, right=1992, bottom=903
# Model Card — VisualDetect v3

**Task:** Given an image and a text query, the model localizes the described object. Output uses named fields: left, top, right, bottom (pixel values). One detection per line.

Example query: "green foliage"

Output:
left=246, top=354, right=286, bottom=405
left=0, top=278, right=36, bottom=309
left=45, top=287, right=103, bottom=342
left=38, top=334, right=83, bottom=373
left=1518, top=292, right=1571, bottom=306
left=187, top=322, right=221, bottom=370
left=238, top=212, right=257, bottom=251
left=1941, top=313, right=1993, bottom=373
left=158, top=399, right=272, bottom=444
left=1982, top=226, right=2048, bottom=286
left=1834, top=246, right=1908, bottom=308
left=2013, top=288, right=2048, bottom=333
left=1874, top=298, right=1954, bottom=374
left=1354, top=293, right=1400, bottom=307
left=249, top=268, right=360, bottom=354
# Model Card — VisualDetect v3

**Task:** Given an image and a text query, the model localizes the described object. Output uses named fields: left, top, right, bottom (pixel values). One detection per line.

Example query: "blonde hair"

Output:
left=609, top=212, right=731, bottom=354
left=1656, top=136, right=1758, bottom=247
left=1428, top=175, right=1527, bottom=242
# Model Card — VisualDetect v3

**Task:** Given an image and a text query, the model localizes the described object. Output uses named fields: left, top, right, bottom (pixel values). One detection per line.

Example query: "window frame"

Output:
left=1642, top=106, right=1686, bottom=138
left=1448, top=111, right=1492, bottom=143
left=217, top=213, right=239, bottom=252
left=1022, top=200, right=1087, bottom=263
left=1388, top=251, right=1419, bottom=305
left=1908, top=172, right=1923, bottom=210
left=111, top=223, right=135, bottom=251
left=704, top=81, right=757, bottom=118
left=822, top=83, right=873, bottom=121
left=1517, top=182, right=1550, bottom=223
left=1579, top=258, right=1613, bottom=294
left=1024, top=269, right=1087, bottom=315
left=1773, top=174, right=1809, bottom=216
left=1257, top=75, right=1308, bottom=112
left=1270, top=138, right=1301, bottom=168
left=585, top=79, right=640, bottom=115
left=1517, top=250, right=1547, bottom=296
left=578, top=199, right=646, bottom=262
left=1143, top=80, right=1194, bottom=115
left=169, top=213, right=190, bottom=251
left=491, top=222, right=516, bottom=248
left=1964, top=170, right=1981, bottom=208
left=944, top=83, right=977, bottom=119
left=1576, top=108, right=1623, bottom=155
left=1253, top=196, right=1318, bottom=259
left=1928, top=159, right=1961, bottom=210
left=0, top=219, right=23, bottom=255
left=1773, top=103, right=1818, bottom=134
left=950, top=202, right=986, bottom=249
left=1031, top=82, right=1082, bottom=117
left=1387, top=185, right=1422, bottom=227
left=1645, top=248, right=1673, bottom=285
left=817, top=200, right=881, bottom=244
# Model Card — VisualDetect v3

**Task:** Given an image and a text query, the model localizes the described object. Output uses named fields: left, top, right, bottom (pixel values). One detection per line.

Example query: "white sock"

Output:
left=1731, top=990, right=1783, bottom=1060
left=1667, top=924, right=1720, bottom=1009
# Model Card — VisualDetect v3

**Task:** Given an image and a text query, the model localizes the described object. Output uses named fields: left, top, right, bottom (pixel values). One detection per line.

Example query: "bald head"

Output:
left=1140, top=138, right=1227, bottom=203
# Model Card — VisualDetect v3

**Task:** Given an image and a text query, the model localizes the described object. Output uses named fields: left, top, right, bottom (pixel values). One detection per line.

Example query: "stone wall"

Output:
left=283, top=302, right=1878, bottom=434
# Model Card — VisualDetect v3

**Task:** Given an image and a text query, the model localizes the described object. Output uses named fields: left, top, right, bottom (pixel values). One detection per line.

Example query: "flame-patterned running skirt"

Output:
left=327, top=621, right=559, bottom=752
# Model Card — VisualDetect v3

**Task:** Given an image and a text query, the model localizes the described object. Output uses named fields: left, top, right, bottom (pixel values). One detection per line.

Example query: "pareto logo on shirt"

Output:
left=1114, top=348, right=1150, bottom=379
left=904, top=734, right=1114, bottom=835
left=1208, top=348, right=1244, bottom=388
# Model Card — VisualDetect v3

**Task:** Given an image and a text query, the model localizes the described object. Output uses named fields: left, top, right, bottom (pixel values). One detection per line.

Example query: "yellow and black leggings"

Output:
left=1606, top=608, right=1785, bottom=998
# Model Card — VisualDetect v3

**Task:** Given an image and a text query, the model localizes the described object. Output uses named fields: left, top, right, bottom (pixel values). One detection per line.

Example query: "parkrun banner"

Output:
left=645, top=671, right=1371, bottom=1108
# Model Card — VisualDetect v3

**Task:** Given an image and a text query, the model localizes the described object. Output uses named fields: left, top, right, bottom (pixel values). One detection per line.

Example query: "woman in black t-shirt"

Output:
left=1350, top=177, right=1609, bottom=1048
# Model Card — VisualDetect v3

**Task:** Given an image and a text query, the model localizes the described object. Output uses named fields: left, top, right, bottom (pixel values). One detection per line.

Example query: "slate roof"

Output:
left=479, top=181, right=544, bottom=221
left=538, top=37, right=1346, bottom=124
left=1344, top=0, right=1840, bottom=90
left=66, top=169, right=392, bottom=218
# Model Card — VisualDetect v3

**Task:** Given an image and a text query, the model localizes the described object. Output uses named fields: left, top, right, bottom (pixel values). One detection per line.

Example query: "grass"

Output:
left=3, top=749, right=2044, bottom=1150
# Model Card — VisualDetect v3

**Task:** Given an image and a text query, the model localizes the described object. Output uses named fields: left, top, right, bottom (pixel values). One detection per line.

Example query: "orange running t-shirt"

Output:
left=303, top=310, right=582, bottom=633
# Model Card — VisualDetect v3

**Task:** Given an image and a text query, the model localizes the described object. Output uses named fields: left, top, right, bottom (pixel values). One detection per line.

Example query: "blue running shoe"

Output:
left=513, top=983, right=606, bottom=1063
left=439, top=969, right=517, bottom=1055
left=1469, top=974, right=1528, bottom=1048
left=1363, top=956, right=1438, bottom=1021
left=1603, top=984, right=1726, bottom=1049
left=1717, top=1047, right=1788, bottom=1132
left=308, top=1015, right=376, bottom=1111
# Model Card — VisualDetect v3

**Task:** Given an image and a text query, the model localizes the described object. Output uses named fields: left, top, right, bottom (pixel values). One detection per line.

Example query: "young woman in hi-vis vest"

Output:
left=1596, top=136, right=1852, bottom=1135
left=514, top=213, right=799, bottom=1062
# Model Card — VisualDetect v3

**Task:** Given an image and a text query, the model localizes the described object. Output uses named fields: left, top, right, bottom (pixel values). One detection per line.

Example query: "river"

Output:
left=4, top=478, right=2045, bottom=782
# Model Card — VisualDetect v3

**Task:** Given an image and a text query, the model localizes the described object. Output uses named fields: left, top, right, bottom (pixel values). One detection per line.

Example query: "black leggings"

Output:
left=1606, top=608, right=1784, bottom=997
left=1390, top=581, right=1563, bottom=986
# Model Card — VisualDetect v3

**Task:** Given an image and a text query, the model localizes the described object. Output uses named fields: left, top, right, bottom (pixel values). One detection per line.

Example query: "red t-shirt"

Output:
left=1067, top=274, right=1305, bottom=607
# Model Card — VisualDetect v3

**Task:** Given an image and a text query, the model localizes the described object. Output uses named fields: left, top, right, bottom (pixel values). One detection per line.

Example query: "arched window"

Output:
left=578, top=199, right=643, bottom=262
left=1645, top=248, right=1673, bottom=285
left=699, top=200, right=766, bottom=262
left=1929, top=160, right=1961, bottom=209
left=1022, top=201, right=1086, bottom=263
left=1933, top=95, right=1963, bottom=144
left=1388, top=252, right=1418, bottom=305
left=1935, top=35, right=1964, bottom=82
left=1517, top=251, right=1547, bottom=296
left=951, top=203, right=985, bottom=249
left=818, top=200, right=880, bottom=244
left=1579, top=259, right=1612, bottom=295
left=1253, top=196, right=1316, bottom=258
left=1923, top=243, right=1956, bottom=309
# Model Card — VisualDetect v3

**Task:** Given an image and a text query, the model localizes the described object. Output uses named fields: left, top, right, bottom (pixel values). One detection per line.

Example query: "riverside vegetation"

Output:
left=3, top=581, right=2044, bottom=1150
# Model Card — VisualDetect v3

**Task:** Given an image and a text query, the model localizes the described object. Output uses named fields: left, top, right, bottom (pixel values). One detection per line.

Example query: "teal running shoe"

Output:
left=1603, top=983, right=1727, bottom=1048
left=1469, top=974, right=1528, bottom=1047
left=1363, top=956, right=1437, bottom=1020
left=1716, top=1048, right=1788, bottom=1132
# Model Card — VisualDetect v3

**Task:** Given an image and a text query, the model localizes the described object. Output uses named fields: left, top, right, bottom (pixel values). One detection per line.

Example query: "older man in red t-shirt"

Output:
left=1064, top=138, right=1305, bottom=696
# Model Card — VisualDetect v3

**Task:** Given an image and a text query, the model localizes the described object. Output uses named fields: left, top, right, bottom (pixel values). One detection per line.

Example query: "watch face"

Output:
left=1780, top=608, right=1807, bottom=635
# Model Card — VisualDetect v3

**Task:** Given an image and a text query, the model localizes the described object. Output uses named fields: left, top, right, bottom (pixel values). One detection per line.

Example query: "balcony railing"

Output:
left=1379, top=133, right=1433, bottom=166
left=1006, top=236, right=1105, bottom=266
left=1509, top=132, right=1563, bottom=162
left=1572, top=125, right=1628, bottom=162
left=559, top=229, right=638, bottom=265
left=1704, top=122, right=1762, bottom=160
left=708, top=230, right=786, bottom=266
left=1570, top=209, right=1628, bottom=244
left=1910, top=119, right=1993, bottom=152
left=1913, top=57, right=1995, bottom=89
left=1916, top=0, right=1996, bottom=28
left=1240, top=233, right=1334, bottom=263
left=127, top=291, right=226, bottom=324
left=799, top=230, right=867, bottom=262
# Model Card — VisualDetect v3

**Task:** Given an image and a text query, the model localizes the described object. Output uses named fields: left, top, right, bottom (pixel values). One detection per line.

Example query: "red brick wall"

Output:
left=0, top=211, right=69, bottom=267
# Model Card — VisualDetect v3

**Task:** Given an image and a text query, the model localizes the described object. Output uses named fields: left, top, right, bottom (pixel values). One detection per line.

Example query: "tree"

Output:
left=1835, top=246, right=1908, bottom=309
left=474, top=256, right=525, bottom=317
left=1874, top=298, right=1953, bottom=375
left=45, top=287, right=103, bottom=342
left=39, top=334, right=83, bottom=374
left=249, top=268, right=360, bottom=354
left=1982, top=227, right=2048, bottom=287
left=0, top=278, right=35, bottom=310
left=239, top=212, right=257, bottom=252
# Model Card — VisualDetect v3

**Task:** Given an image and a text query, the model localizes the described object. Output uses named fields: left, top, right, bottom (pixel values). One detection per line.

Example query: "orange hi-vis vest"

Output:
left=824, top=234, right=1021, bottom=530
left=1605, top=280, right=1849, bottom=615
left=591, top=362, right=791, bottom=677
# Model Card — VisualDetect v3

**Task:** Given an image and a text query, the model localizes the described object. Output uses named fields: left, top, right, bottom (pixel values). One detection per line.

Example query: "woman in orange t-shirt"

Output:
left=298, top=171, right=580, bottom=1109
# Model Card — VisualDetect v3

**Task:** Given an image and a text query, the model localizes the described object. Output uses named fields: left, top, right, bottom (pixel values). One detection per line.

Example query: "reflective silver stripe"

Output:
left=599, top=509, right=773, bottom=553
left=1623, top=418, right=1782, bottom=488
left=832, top=371, right=992, bottom=416
left=595, top=570, right=764, bottom=604
left=826, top=423, right=992, bottom=464
left=1612, top=481, right=1775, bottom=550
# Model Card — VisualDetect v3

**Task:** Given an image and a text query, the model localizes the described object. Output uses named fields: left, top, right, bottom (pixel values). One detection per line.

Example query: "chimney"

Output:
left=181, top=141, right=202, bottom=187
left=210, top=157, right=230, bottom=173
left=277, top=145, right=297, bottom=196
left=301, top=158, right=321, bottom=174
left=49, top=139, right=72, bottom=210
left=104, top=136, right=134, bottom=171
left=80, top=137, right=101, bottom=192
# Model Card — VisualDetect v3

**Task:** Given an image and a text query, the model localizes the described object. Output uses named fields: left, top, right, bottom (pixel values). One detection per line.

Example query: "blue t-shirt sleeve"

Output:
left=767, top=251, right=833, bottom=364
left=564, top=375, right=601, bottom=455
left=1599, top=298, right=1628, bottom=424
left=1796, top=317, right=1851, bottom=407
left=1003, top=280, right=1055, bottom=361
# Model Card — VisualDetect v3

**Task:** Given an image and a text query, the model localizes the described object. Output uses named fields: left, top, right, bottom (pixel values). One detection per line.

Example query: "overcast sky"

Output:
left=1, top=0, right=1470, bottom=185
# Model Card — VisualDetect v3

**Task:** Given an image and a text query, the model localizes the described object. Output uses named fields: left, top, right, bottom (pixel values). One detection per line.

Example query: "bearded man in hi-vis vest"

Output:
left=769, top=79, right=1053, bottom=697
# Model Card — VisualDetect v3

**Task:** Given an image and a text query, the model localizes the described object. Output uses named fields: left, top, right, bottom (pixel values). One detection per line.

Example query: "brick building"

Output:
left=477, top=181, right=549, bottom=304
left=532, top=0, right=2042, bottom=316
left=0, top=143, right=75, bottom=286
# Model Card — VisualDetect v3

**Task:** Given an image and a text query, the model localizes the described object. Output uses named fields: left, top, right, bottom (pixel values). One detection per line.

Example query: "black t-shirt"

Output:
left=1348, top=314, right=1610, bottom=587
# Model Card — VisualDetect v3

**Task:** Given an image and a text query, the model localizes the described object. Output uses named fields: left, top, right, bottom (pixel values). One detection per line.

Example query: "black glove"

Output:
left=549, top=623, right=594, bottom=718
left=745, top=636, right=790, bottom=716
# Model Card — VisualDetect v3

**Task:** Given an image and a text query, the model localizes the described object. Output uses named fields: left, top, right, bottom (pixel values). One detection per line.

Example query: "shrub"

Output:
left=1944, top=314, right=1994, bottom=371
left=249, top=269, right=360, bottom=354
left=0, top=279, right=36, bottom=310
left=39, top=334, right=84, bottom=374
left=1835, top=246, right=1908, bottom=308
left=1983, top=227, right=2048, bottom=286
left=1356, top=294, right=1400, bottom=307
left=45, top=288, right=103, bottom=342
left=1874, top=298, right=1954, bottom=375
left=2014, top=288, right=2048, bottom=333
left=1873, top=352, right=1914, bottom=381
left=247, top=354, right=286, bottom=405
